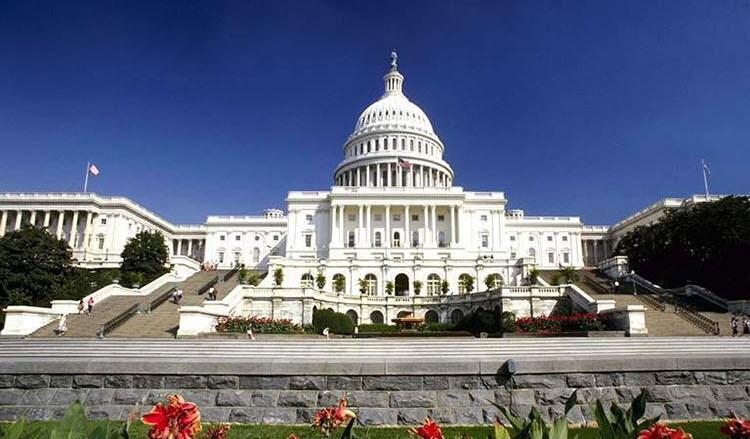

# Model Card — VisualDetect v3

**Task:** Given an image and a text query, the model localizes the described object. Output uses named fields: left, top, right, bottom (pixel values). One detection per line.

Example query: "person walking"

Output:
left=731, top=317, right=739, bottom=336
left=744, top=317, right=750, bottom=335
left=208, top=286, right=216, bottom=301
left=56, top=314, right=67, bottom=336
left=78, top=299, right=84, bottom=314
left=87, top=297, right=94, bottom=315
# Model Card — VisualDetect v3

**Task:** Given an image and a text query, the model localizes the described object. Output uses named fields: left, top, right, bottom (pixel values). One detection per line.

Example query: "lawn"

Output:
left=0, top=420, right=727, bottom=438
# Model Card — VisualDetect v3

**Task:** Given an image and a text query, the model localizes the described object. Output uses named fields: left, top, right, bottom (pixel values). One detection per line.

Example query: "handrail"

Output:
left=223, top=267, right=239, bottom=282
left=198, top=276, right=219, bottom=295
left=635, top=293, right=666, bottom=312
left=145, top=287, right=176, bottom=313
left=97, top=303, right=141, bottom=338
left=674, top=306, right=720, bottom=335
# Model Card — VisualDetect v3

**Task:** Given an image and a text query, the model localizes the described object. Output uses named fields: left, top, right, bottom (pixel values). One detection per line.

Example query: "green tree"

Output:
left=333, top=275, right=346, bottom=293
left=413, top=280, right=423, bottom=295
left=484, top=274, right=502, bottom=290
left=246, top=272, right=260, bottom=286
left=315, top=271, right=326, bottom=290
left=0, top=225, right=72, bottom=307
left=273, top=268, right=284, bottom=287
left=385, top=281, right=394, bottom=295
left=616, top=196, right=750, bottom=299
left=463, top=275, right=475, bottom=294
left=120, top=230, right=168, bottom=285
left=526, top=268, right=540, bottom=286
left=554, top=266, right=580, bottom=285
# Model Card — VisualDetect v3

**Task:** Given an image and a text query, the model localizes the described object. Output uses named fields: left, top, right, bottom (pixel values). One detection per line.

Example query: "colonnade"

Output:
left=329, top=204, right=460, bottom=249
left=0, top=209, right=95, bottom=249
left=335, top=162, right=452, bottom=188
left=172, top=238, right=206, bottom=262
left=582, top=239, right=610, bottom=267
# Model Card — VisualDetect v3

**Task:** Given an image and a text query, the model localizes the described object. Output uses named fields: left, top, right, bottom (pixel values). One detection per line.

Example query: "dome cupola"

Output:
left=334, top=52, right=454, bottom=189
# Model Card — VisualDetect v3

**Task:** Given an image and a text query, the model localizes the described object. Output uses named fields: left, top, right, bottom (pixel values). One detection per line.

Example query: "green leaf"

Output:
left=340, top=417, right=357, bottom=439
left=494, top=422, right=512, bottom=439
left=489, top=401, right=526, bottom=433
left=3, top=417, right=27, bottom=439
left=594, top=401, right=616, bottom=439
left=635, top=416, right=662, bottom=433
left=530, top=416, right=545, bottom=439
left=630, top=390, right=648, bottom=422
left=609, top=403, right=630, bottom=435
left=564, top=390, right=578, bottom=415
left=550, top=418, right=568, bottom=439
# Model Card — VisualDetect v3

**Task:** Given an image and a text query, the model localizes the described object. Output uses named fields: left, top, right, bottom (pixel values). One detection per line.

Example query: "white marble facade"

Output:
left=0, top=56, right=714, bottom=295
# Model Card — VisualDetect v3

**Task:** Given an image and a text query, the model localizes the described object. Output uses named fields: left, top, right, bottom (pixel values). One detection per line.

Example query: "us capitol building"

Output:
left=0, top=55, right=708, bottom=299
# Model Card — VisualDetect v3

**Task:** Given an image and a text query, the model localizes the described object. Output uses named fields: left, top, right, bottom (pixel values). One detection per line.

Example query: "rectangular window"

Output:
left=273, top=235, right=279, bottom=241
left=236, top=235, right=241, bottom=241
left=304, top=234, right=312, bottom=248
left=562, top=236, right=568, bottom=242
left=305, top=214, right=313, bottom=223
left=220, top=235, right=225, bottom=241
left=563, top=252, right=570, bottom=264
left=348, top=232, right=356, bottom=248
left=393, top=214, right=401, bottom=222
left=481, top=233, right=489, bottom=248
left=97, top=236, right=104, bottom=250
left=547, top=236, right=553, bottom=242
left=437, top=214, right=445, bottom=221
left=510, top=236, right=516, bottom=241
left=481, top=215, right=488, bottom=221
left=348, top=214, right=356, bottom=222
left=548, top=252, right=554, bottom=264
left=411, top=214, right=419, bottom=221
left=218, top=252, right=225, bottom=263
left=374, top=214, right=382, bottom=221
left=510, top=251, right=517, bottom=259
left=100, top=218, right=107, bottom=225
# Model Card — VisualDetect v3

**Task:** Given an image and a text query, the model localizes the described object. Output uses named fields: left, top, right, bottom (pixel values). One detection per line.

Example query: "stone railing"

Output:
left=566, top=284, right=615, bottom=313
left=600, top=305, right=648, bottom=336
left=597, top=256, right=630, bottom=279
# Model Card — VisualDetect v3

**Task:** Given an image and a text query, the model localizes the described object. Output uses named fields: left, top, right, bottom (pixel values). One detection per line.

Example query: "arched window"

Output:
left=450, top=309, right=464, bottom=324
left=458, top=273, right=473, bottom=295
left=438, top=231, right=446, bottom=247
left=487, top=273, right=504, bottom=290
left=374, top=231, right=382, bottom=247
left=332, top=273, right=346, bottom=293
left=370, top=310, right=384, bottom=324
left=427, top=274, right=441, bottom=296
left=411, top=231, right=419, bottom=247
left=301, top=273, right=314, bottom=288
left=393, top=231, right=401, bottom=248
left=529, top=248, right=536, bottom=258
left=346, top=310, right=359, bottom=325
left=424, top=310, right=439, bottom=323
left=365, top=274, right=377, bottom=295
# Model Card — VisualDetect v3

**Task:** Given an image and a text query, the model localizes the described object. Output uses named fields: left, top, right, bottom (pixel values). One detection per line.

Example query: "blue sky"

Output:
left=1, top=1, right=748, bottom=225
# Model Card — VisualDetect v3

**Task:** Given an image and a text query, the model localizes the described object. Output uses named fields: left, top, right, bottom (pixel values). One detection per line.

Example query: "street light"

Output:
left=630, top=270, right=637, bottom=296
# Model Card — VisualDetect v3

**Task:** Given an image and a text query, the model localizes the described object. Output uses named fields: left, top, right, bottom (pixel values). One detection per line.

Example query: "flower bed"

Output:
left=515, top=313, right=604, bottom=334
left=215, top=315, right=303, bottom=334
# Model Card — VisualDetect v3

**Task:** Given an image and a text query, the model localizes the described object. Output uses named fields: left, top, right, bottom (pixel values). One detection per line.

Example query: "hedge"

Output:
left=312, top=308, right=354, bottom=335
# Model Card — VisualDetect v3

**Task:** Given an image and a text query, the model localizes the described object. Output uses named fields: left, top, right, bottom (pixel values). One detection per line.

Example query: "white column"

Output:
left=423, top=205, right=429, bottom=245
left=432, top=205, right=438, bottom=244
left=56, top=211, right=65, bottom=239
left=329, top=206, right=336, bottom=247
left=82, top=211, right=93, bottom=251
left=366, top=165, right=371, bottom=187
left=405, top=205, right=410, bottom=247
left=0, top=211, right=7, bottom=237
left=68, top=210, right=79, bottom=247
left=385, top=205, right=391, bottom=248
left=339, top=204, right=345, bottom=245
left=188, top=239, right=193, bottom=257
left=43, top=211, right=51, bottom=229
left=387, top=163, right=392, bottom=187
left=365, top=205, right=372, bottom=246
left=376, top=163, right=380, bottom=187
left=357, top=204, right=365, bottom=247
left=450, top=206, right=456, bottom=246
left=14, top=210, right=23, bottom=230
left=29, top=211, right=37, bottom=227
left=356, top=167, right=361, bottom=187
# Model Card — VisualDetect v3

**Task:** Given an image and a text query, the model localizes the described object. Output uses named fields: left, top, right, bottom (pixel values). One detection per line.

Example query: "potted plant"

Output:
left=315, top=271, right=326, bottom=290
left=440, top=280, right=449, bottom=295
left=385, top=281, right=394, bottom=295
left=413, top=280, right=423, bottom=295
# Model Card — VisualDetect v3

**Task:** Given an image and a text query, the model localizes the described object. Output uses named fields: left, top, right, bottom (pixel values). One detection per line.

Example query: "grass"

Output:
left=0, top=420, right=727, bottom=438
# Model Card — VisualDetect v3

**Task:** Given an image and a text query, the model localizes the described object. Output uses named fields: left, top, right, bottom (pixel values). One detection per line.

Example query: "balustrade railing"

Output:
left=674, top=306, right=720, bottom=335
left=97, top=303, right=141, bottom=338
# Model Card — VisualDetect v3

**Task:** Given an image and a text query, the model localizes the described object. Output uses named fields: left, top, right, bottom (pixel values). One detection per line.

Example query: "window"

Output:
left=220, top=235, right=226, bottom=241
left=364, top=274, right=377, bottom=295
left=438, top=231, right=446, bottom=246
left=332, top=274, right=346, bottom=293
left=300, top=273, right=314, bottom=288
left=411, top=214, right=419, bottom=221
left=563, top=252, right=570, bottom=264
left=233, top=252, right=241, bottom=263
left=348, top=214, right=356, bottom=222
left=305, top=214, right=313, bottom=223
left=236, top=235, right=241, bottom=241
left=348, top=231, right=356, bottom=248
left=529, top=236, right=535, bottom=241
left=393, top=214, right=401, bottom=222
left=97, top=235, right=104, bottom=250
left=273, top=235, right=279, bottom=241
left=510, top=251, right=517, bottom=259
left=458, top=273, right=473, bottom=295
left=547, top=236, right=553, bottom=242
left=481, top=215, right=488, bottom=221
left=374, top=231, right=382, bottom=247
left=529, top=248, right=536, bottom=258
left=304, top=234, right=312, bottom=248
left=548, top=252, right=555, bottom=264
left=253, top=248, right=260, bottom=263
left=412, top=231, right=419, bottom=247
left=481, top=233, right=489, bottom=248
left=427, top=274, right=441, bottom=295
left=392, top=231, right=401, bottom=248
left=255, top=235, right=260, bottom=241
left=218, top=252, right=225, bottom=263
left=100, top=218, right=107, bottom=225
left=562, top=235, right=568, bottom=242
left=374, top=214, right=382, bottom=221
left=437, top=214, right=445, bottom=221
left=510, top=236, right=516, bottom=241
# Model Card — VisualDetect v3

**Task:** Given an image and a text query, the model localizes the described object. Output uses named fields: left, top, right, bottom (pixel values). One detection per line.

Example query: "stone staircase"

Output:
left=107, top=271, right=239, bottom=338
left=30, top=270, right=237, bottom=339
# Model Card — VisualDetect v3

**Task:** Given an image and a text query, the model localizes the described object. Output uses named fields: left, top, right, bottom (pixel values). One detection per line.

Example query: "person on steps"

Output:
left=55, top=314, right=67, bottom=336
left=78, top=299, right=84, bottom=314
left=87, top=297, right=94, bottom=315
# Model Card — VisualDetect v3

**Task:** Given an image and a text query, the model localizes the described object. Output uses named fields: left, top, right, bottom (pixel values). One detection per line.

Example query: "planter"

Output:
left=502, top=330, right=626, bottom=338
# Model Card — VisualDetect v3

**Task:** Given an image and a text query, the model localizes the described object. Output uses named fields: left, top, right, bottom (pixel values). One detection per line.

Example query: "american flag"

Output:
left=397, top=158, right=412, bottom=169
left=88, top=164, right=100, bottom=176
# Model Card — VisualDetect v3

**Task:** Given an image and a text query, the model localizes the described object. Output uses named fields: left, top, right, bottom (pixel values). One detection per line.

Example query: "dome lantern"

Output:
left=384, top=51, right=404, bottom=95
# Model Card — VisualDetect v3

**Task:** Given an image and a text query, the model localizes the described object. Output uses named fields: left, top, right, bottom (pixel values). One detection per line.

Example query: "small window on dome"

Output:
left=400, top=111, right=403, bottom=116
left=401, top=138, right=405, bottom=148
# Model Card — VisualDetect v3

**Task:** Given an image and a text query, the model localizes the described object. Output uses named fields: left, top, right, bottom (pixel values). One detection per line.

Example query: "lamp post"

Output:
left=630, top=270, right=637, bottom=296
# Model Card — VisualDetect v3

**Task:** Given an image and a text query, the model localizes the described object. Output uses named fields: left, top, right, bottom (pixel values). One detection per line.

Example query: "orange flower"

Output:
left=637, top=423, right=692, bottom=439
left=721, top=418, right=750, bottom=438
left=203, top=424, right=231, bottom=439
left=409, top=418, right=444, bottom=439
left=287, top=435, right=300, bottom=439
left=141, top=395, right=202, bottom=439
left=312, top=397, right=356, bottom=437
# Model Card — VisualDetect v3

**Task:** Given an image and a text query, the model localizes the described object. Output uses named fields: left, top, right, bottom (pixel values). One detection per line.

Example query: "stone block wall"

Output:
left=0, top=371, right=749, bottom=425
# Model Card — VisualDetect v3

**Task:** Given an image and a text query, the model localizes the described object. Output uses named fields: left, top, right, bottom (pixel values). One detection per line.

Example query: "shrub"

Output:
left=216, top=316, right=303, bottom=333
left=515, top=313, right=603, bottom=334
left=385, top=281, right=394, bottom=295
left=453, top=310, right=516, bottom=334
left=316, top=271, right=326, bottom=290
left=358, top=323, right=400, bottom=333
left=312, top=308, right=354, bottom=335
left=273, top=268, right=284, bottom=287
left=422, top=322, right=456, bottom=332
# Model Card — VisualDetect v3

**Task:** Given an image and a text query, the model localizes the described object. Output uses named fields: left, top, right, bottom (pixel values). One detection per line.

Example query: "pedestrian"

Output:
left=56, top=314, right=67, bottom=336
left=208, top=286, right=216, bottom=301
left=247, top=329, right=256, bottom=340
left=87, top=297, right=94, bottom=315
left=78, top=299, right=84, bottom=314
left=731, top=317, right=739, bottom=337
left=176, top=289, right=183, bottom=303
left=613, top=280, right=620, bottom=294
left=171, top=289, right=178, bottom=304
left=322, top=327, right=330, bottom=340
left=744, top=318, right=750, bottom=335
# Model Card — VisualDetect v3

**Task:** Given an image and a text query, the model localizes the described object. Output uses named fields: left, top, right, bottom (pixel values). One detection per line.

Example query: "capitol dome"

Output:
left=334, top=53, right=454, bottom=189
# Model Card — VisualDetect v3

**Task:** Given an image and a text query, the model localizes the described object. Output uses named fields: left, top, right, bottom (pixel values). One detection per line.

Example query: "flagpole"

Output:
left=83, top=161, right=90, bottom=193
left=701, top=159, right=709, bottom=199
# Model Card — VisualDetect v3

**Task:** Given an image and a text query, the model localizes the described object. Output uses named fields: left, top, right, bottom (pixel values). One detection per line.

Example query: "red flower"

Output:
left=141, top=395, right=201, bottom=439
left=637, top=423, right=692, bottom=439
left=203, top=424, right=231, bottom=439
left=409, top=418, right=444, bottom=439
left=312, top=397, right=356, bottom=437
left=721, top=418, right=750, bottom=438
left=288, top=435, right=300, bottom=439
